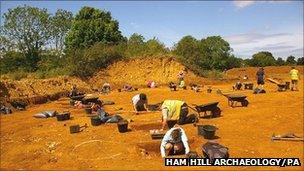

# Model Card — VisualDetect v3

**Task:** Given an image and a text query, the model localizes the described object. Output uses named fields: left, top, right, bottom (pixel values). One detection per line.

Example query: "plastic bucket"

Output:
left=63, top=112, right=70, bottom=120
left=70, top=100, right=75, bottom=106
left=248, top=84, right=253, bottom=90
left=91, top=116, right=102, bottom=126
left=117, top=120, right=128, bottom=133
left=197, top=125, right=216, bottom=139
left=285, top=82, right=290, bottom=90
left=85, top=108, right=92, bottom=114
left=70, top=125, right=80, bottom=134
left=56, top=113, right=69, bottom=121
left=167, top=120, right=177, bottom=129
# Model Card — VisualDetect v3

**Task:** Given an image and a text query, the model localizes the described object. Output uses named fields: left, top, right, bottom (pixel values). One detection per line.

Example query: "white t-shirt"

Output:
left=132, top=94, right=141, bottom=106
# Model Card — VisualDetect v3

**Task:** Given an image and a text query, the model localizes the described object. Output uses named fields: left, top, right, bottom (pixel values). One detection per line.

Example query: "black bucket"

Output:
left=167, top=120, right=177, bottom=129
left=63, top=112, right=70, bottom=120
left=56, top=112, right=70, bottom=121
left=91, top=116, right=102, bottom=126
left=117, top=120, right=128, bottom=133
left=285, top=81, right=290, bottom=90
left=70, top=100, right=75, bottom=106
left=197, top=125, right=217, bottom=139
left=85, top=108, right=92, bottom=114
left=70, top=125, right=80, bottom=134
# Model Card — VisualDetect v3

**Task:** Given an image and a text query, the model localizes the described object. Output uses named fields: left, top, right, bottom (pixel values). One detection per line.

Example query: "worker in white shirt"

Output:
left=160, top=126, right=190, bottom=158
left=131, top=93, right=148, bottom=113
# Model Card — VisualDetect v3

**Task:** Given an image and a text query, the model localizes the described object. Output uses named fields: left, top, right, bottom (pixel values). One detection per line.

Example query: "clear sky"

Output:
left=1, top=0, right=303, bottom=59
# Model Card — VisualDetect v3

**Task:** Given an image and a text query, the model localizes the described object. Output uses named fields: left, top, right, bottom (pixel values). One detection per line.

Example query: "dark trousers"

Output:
left=178, top=108, right=196, bottom=125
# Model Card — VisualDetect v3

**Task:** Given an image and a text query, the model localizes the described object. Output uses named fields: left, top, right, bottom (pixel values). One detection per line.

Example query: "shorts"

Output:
left=257, top=79, right=264, bottom=85
left=162, top=108, right=169, bottom=120
left=291, top=80, right=298, bottom=84
left=167, top=142, right=185, bottom=156
left=135, top=104, right=146, bottom=111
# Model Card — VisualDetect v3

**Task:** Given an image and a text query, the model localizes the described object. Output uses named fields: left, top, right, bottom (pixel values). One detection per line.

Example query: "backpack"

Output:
left=202, top=142, right=229, bottom=163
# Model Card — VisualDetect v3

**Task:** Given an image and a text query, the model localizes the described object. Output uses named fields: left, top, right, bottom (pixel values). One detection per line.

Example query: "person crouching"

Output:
left=161, top=100, right=197, bottom=130
left=160, top=126, right=190, bottom=158
left=132, top=93, right=148, bottom=114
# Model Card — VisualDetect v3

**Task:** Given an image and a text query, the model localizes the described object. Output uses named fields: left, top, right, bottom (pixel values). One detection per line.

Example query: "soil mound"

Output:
left=89, top=56, right=206, bottom=89
left=0, top=76, right=91, bottom=105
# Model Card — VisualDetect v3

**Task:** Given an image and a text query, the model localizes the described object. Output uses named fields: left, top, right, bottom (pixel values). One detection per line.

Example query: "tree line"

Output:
left=1, top=5, right=303, bottom=79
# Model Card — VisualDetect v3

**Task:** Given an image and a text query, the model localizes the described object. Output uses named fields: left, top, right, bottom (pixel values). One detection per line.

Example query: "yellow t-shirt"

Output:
left=161, top=100, right=184, bottom=120
left=290, top=69, right=299, bottom=80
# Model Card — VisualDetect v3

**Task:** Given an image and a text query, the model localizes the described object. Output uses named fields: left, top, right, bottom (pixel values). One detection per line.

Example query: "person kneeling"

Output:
left=161, top=100, right=197, bottom=130
left=132, top=93, right=148, bottom=114
left=160, top=126, right=190, bottom=158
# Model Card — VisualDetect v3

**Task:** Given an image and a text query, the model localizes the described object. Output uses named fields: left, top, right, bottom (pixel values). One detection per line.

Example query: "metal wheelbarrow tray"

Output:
left=224, top=94, right=249, bottom=107
left=193, top=102, right=221, bottom=118
left=70, top=95, right=85, bottom=101
left=82, top=97, right=100, bottom=104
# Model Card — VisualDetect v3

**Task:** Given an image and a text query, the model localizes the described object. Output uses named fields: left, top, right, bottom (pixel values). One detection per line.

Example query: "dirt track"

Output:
left=1, top=79, right=303, bottom=170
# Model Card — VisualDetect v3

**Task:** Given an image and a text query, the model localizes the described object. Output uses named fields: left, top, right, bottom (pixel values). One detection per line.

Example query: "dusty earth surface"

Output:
left=0, top=64, right=303, bottom=170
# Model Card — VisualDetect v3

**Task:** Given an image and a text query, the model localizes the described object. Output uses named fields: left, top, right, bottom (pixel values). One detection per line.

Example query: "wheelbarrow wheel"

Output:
left=241, top=100, right=249, bottom=107
left=211, top=107, right=221, bottom=118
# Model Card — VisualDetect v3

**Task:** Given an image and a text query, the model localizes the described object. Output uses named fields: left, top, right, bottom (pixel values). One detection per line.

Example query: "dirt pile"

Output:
left=89, top=57, right=206, bottom=89
left=0, top=76, right=92, bottom=105
left=226, top=66, right=304, bottom=80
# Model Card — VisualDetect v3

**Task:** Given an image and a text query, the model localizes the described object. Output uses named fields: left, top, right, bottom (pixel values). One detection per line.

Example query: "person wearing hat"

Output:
left=132, top=93, right=148, bottom=113
left=160, top=126, right=190, bottom=158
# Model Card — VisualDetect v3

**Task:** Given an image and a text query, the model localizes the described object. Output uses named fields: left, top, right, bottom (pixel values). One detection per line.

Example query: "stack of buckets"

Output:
left=197, top=125, right=217, bottom=139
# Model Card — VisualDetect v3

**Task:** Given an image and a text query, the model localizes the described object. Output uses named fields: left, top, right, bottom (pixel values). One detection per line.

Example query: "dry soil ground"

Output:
left=1, top=79, right=303, bottom=170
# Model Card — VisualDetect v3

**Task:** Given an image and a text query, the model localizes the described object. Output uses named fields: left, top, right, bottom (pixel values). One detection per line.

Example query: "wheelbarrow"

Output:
left=243, top=82, right=254, bottom=90
left=82, top=96, right=100, bottom=105
left=191, top=102, right=221, bottom=118
left=70, top=95, right=85, bottom=101
left=224, top=94, right=249, bottom=107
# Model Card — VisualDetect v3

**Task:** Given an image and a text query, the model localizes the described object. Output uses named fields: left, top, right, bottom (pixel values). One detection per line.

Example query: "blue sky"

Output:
left=1, top=1, right=303, bottom=59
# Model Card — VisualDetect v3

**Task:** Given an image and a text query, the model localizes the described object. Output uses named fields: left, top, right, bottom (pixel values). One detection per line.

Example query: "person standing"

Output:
left=290, top=66, right=299, bottom=91
left=177, top=70, right=185, bottom=85
left=256, top=67, right=265, bottom=89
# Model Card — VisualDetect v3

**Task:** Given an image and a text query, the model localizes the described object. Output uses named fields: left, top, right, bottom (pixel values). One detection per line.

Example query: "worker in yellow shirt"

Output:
left=160, top=100, right=197, bottom=130
left=290, top=66, right=299, bottom=91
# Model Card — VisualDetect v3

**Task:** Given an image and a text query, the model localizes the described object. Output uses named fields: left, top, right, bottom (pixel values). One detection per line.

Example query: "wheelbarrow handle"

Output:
left=188, top=106, right=198, bottom=113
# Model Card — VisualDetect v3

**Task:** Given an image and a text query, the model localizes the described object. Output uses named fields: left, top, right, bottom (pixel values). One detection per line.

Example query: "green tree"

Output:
left=125, top=33, right=146, bottom=57
left=297, top=57, right=304, bottom=65
left=65, top=6, right=123, bottom=49
left=276, top=57, right=285, bottom=66
left=50, top=9, right=73, bottom=56
left=199, top=36, right=232, bottom=70
left=286, top=55, right=297, bottom=65
left=65, top=43, right=124, bottom=77
left=251, top=51, right=276, bottom=67
left=173, top=35, right=200, bottom=65
left=0, top=51, right=25, bottom=74
left=2, top=5, right=51, bottom=71
left=145, top=37, right=168, bottom=55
